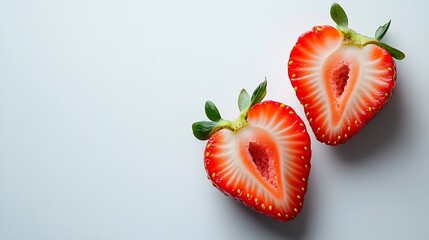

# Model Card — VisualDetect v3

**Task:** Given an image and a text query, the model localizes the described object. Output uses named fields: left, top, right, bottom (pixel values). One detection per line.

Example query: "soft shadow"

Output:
left=333, top=84, right=404, bottom=164
left=226, top=182, right=315, bottom=240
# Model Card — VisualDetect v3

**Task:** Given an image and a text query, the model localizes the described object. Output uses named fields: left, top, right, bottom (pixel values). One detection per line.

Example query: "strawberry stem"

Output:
left=229, top=117, right=248, bottom=131
left=331, top=3, right=405, bottom=60
left=192, top=79, right=267, bottom=140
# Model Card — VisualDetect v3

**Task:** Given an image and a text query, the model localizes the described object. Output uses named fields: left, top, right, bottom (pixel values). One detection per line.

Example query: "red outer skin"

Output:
left=203, top=101, right=311, bottom=221
left=288, top=25, right=396, bottom=145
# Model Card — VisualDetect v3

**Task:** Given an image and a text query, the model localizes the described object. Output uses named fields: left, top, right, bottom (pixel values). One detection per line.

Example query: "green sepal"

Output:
left=331, top=3, right=405, bottom=61
left=375, top=20, right=391, bottom=41
left=192, top=79, right=268, bottom=141
left=330, top=3, right=348, bottom=28
left=205, top=101, right=221, bottom=122
left=378, top=42, right=405, bottom=60
left=192, top=121, right=217, bottom=140
left=238, top=89, right=250, bottom=112
left=250, top=79, right=267, bottom=108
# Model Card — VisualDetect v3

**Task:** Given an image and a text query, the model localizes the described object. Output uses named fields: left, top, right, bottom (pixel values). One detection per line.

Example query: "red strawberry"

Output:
left=288, top=3, right=404, bottom=145
left=192, top=80, right=311, bottom=221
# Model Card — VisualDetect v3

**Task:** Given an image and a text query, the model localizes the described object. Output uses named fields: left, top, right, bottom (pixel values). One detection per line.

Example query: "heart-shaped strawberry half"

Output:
left=288, top=3, right=404, bottom=145
left=192, top=80, right=311, bottom=221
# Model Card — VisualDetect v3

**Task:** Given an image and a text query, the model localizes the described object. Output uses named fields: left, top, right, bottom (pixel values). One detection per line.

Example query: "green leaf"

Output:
left=250, top=79, right=267, bottom=107
left=192, top=121, right=217, bottom=140
left=330, top=3, right=348, bottom=28
left=378, top=42, right=405, bottom=60
left=375, top=20, right=391, bottom=40
left=205, top=101, right=221, bottom=121
left=238, top=89, right=250, bottom=112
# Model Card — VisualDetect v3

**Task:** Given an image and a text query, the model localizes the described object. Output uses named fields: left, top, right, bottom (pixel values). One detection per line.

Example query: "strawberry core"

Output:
left=248, top=142, right=278, bottom=189
left=332, top=62, right=350, bottom=97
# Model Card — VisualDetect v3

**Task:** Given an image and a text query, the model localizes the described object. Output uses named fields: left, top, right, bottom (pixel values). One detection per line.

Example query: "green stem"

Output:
left=338, top=26, right=404, bottom=60
left=228, top=117, right=248, bottom=132
left=339, top=27, right=373, bottom=47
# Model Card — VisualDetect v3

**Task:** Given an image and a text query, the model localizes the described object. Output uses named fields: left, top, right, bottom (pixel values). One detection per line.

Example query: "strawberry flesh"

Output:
left=204, top=101, right=311, bottom=221
left=331, top=63, right=349, bottom=97
left=288, top=25, right=396, bottom=145
left=248, top=141, right=278, bottom=188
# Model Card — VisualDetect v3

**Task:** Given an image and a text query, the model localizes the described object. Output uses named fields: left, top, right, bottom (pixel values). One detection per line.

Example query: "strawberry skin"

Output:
left=205, top=101, right=311, bottom=221
left=288, top=4, right=404, bottom=145
left=192, top=81, right=311, bottom=221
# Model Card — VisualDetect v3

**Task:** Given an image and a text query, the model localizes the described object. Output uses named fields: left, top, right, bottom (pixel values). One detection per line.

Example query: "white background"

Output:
left=1, top=0, right=428, bottom=239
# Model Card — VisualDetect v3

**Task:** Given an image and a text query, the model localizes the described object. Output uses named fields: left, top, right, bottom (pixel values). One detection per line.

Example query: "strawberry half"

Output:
left=192, top=80, right=311, bottom=221
left=288, top=3, right=404, bottom=145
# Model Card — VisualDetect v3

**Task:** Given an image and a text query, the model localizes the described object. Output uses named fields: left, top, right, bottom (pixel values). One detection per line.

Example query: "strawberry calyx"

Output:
left=330, top=2, right=405, bottom=60
left=192, top=79, right=267, bottom=140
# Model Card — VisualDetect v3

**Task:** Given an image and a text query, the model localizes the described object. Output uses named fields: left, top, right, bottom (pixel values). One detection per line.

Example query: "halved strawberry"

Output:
left=288, top=3, right=404, bottom=145
left=192, top=80, right=311, bottom=221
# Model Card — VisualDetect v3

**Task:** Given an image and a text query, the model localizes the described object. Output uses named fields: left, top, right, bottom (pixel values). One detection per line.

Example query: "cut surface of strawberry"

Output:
left=192, top=81, right=311, bottom=221
left=288, top=3, right=404, bottom=145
